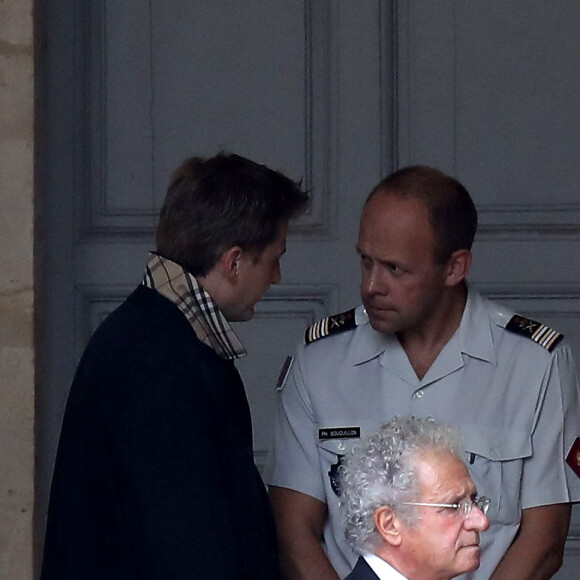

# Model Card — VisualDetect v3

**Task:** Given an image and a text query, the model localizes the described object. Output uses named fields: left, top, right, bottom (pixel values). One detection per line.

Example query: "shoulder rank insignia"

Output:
left=304, top=308, right=357, bottom=345
left=506, top=314, right=563, bottom=352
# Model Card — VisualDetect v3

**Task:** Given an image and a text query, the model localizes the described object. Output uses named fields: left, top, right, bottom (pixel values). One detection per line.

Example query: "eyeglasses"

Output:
left=401, top=496, right=490, bottom=519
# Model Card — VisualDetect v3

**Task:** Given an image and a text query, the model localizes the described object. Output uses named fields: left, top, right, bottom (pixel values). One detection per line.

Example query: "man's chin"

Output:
left=458, top=546, right=481, bottom=573
left=366, top=311, right=399, bottom=334
left=227, top=308, right=255, bottom=323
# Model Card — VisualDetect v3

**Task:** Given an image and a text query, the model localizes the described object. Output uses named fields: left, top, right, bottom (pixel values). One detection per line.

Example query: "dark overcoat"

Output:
left=41, top=285, right=279, bottom=579
left=345, top=557, right=382, bottom=580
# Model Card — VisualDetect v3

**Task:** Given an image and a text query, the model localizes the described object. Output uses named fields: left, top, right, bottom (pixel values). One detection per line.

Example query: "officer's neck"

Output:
left=397, top=285, right=467, bottom=380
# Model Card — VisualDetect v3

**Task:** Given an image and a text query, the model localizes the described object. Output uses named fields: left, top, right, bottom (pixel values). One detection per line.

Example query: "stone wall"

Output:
left=0, top=0, right=35, bottom=577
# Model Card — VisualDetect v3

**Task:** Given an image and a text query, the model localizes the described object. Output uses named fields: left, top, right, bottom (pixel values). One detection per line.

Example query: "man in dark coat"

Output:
left=41, top=153, right=308, bottom=579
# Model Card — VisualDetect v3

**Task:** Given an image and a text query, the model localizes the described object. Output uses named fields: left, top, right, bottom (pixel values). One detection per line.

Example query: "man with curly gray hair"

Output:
left=340, top=416, right=490, bottom=580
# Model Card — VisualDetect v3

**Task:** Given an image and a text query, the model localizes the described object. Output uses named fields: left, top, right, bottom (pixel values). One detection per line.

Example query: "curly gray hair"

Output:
left=339, top=415, right=464, bottom=554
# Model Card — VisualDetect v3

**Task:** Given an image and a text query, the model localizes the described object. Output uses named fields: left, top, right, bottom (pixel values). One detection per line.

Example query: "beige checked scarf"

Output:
left=142, top=253, right=246, bottom=360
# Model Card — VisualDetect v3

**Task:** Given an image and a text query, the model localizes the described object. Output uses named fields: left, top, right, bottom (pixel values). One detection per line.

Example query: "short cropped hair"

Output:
left=367, top=166, right=478, bottom=264
left=156, top=152, right=309, bottom=276
left=340, top=416, right=464, bottom=555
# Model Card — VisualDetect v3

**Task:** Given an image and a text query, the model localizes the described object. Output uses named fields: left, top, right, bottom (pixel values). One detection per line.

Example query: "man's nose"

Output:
left=464, top=505, right=490, bottom=532
left=363, top=267, right=386, bottom=295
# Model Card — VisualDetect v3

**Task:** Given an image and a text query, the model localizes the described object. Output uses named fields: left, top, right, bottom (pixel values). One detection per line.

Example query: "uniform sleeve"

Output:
left=265, top=345, right=327, bottom=503
left=521, top=343, right=580, bottom=509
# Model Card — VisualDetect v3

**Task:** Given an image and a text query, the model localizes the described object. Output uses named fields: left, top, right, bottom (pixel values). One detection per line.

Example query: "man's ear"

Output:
left=219, top=246, right=243, bottom=281
left=444, top=249, right=472, bottom=287
left=374, top=506, right=402, bottom=547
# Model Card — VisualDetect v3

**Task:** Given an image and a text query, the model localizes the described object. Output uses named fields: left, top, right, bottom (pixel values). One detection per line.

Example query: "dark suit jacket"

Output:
left=345, top=557, right=381, bottom=580
left=41, top=285, right=279, bottom=579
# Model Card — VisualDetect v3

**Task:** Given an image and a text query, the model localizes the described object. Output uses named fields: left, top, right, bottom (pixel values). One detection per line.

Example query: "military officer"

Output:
left=265, top=165, right=580, bottom=580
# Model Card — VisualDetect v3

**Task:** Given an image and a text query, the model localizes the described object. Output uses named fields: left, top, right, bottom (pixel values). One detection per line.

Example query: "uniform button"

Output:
left=415, top=390, right=424, bottom=399
left=338, top=442, right=346, bottom=451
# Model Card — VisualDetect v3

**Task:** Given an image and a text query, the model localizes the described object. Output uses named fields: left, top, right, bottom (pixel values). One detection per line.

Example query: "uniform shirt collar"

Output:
left=347, top=287, right=496, bottom=368
left=347, top=306, right=393, bottom=366
left=456, top=287, right=496, bottom=364
left=142, top=253, right=246, bottom=360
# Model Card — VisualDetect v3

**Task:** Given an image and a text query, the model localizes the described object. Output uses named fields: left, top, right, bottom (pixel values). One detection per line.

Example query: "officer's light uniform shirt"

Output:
left=265, top=289, right=580, bottom=580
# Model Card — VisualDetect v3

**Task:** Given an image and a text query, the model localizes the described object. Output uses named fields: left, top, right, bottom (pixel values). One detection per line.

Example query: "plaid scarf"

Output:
left=142, top=253, right=246, bottom=360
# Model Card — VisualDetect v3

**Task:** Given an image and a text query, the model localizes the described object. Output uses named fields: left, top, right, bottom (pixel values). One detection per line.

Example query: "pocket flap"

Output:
left=462, top=425, right=531, bottom=461
left=316, top=437, right=358, bottom=455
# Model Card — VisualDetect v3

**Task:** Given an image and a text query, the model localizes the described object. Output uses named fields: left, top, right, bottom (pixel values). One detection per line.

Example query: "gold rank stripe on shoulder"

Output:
left=505, top=314, right=564, bottom=352
left=304, top=308, right=357, bottom=345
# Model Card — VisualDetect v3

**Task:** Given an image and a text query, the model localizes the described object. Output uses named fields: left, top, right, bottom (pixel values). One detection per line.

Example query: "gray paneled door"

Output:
left=394, top=3, right=580, bottom=574
left=40, top=1, right=580, bottom=577
left=39, top=0, right=391, bottom=552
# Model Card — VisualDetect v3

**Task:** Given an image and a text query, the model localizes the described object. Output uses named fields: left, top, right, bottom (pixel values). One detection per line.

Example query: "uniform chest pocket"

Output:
left=462, top=425, right=531, bottom=526
left=316, top=437, right=359, bottom=498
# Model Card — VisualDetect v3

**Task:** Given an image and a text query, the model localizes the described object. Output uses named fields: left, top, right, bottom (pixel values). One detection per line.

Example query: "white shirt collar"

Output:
left=363, top=553, right=408, bottom=580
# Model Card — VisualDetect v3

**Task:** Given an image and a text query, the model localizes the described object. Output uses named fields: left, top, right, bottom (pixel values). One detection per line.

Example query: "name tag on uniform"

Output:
left=318, top=427, right=360, bottom=440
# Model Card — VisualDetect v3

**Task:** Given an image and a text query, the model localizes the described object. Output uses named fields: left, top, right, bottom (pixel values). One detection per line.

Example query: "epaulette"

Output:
left=505, top=314, right=563, bottom=352
left=304, top=308, right=357, bottom=345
